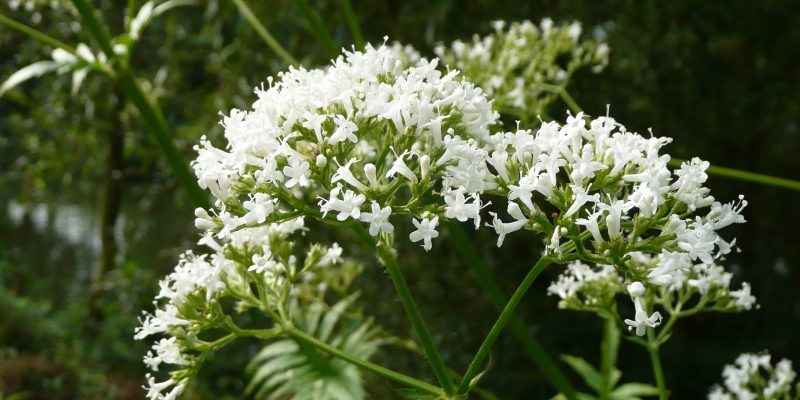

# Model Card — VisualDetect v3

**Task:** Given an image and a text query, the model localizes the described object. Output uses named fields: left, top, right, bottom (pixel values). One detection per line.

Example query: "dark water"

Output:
left=1, top=183, right=197, bottom=303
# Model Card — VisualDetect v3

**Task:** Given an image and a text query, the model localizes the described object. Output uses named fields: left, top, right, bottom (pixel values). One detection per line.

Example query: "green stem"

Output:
left=294, top=0, right=340, bottom=58
left=556, top=86, right=800, bottom=193
left=669, top=158, right=800, bottom=192
left=599, top=316, right=620, bottom=399
left=0, top=13, right=77, bottom=53
left=70, top=0, right=213, bottom=210
left=375, top=240, right=457, bottom=395
left=230, top=0, right=300, bottom=66
left=286, top=327, right=444, bottom=397
left=457, top=256, right=553, bottom=394
left=646, top=329, right=668, bottom=400
left=70, top=0, right=115, bottom=57
left=446, top=222, right=579, bottom=400
left=117, top=74, right=213, bottom=208
left=339, top=0, right=364, bottom=50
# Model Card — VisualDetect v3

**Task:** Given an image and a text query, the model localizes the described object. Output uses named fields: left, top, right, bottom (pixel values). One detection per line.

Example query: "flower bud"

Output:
left=419, top=155, right=431, bottom=179
left=627, top=282, right=645, bottom=297
left=315, top=154, right=327, bottom=168
left=364, top=163, right=379, bottom=188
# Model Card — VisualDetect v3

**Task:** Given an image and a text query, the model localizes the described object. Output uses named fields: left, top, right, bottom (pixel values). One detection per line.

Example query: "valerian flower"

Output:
left=709, top=351, right=798, bottom=400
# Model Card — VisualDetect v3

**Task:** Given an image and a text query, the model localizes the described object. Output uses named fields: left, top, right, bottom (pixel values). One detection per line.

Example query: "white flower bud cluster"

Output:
left=709, top=351, right=798, bottom=400
left=435, top=19, right=609, bottom=119
left=134, top=218, right=347, bottom=400
left=546, top=261, right=622, bottom=310
left=549, top=250, right=756, bottom=336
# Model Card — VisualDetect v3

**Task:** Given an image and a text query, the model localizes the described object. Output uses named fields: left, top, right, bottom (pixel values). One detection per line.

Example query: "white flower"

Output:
left=624, top=282, right=663, bottom=336
left=249, top=251, right=278, bottom=274
left=360, top=202, right=394, bottom=236
left=730, top=282, right=757, bottom=311
left=410, top=215, right=439, bottom=251
left=282, top=157, right=311, bottom=188
left=194, top=207, right=216, bottom=230
left=332, top=158, right=367, bottom=190
left=243, top=193, right=277, bottom=226
left=599, top=199, right=632, bottom=241
left=320, top=243, right=343, bottom=265
left=386, top=149, right=418, bottom=183
left=565, top=184, right=600, bottom=217
left=576, top=208, right=604, bottom=243
left=487, top=212, right=528, bottom=247
left=330, top=115, right=359, bottom=144
left=444, top=188, right=483, bottom=228
left=647, top=250, right=691, bottom=279
left=143, top=374, right=185, bottom=400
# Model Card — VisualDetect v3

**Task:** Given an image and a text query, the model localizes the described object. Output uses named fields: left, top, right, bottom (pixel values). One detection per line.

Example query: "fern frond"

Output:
left=247, top=295, right=383, bottom=400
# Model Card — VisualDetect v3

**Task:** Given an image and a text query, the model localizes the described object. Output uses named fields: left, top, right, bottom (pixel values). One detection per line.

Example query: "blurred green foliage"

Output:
left=1, top=0, right=798, bottom=399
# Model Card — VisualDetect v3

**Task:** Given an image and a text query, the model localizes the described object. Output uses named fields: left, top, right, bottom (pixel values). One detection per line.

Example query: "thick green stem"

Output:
left=457, top=256, right=553, bottom=394
left=646, top=330, right=668, bottom=400
left=0, top=13, right=77, bottom=53
left=339, top=0, right=364, bottom=50
left=375, top=240, right=457, bottom=395
left=294, top=0, right=340, bottom=58
left=70, top=0, right=213, bottom=210
left=669, top=158, right=800, bottom=191
left=554, top=86, right=800, bottom=193
left=116, top=74, right=212, bottom=208
left=231, top=0, right=300, bottom=66
left=599, top=316, right=620, bottom=399
left=286, top=327, right=444, bottom=397
left=447, top=222, right=579, bottom=399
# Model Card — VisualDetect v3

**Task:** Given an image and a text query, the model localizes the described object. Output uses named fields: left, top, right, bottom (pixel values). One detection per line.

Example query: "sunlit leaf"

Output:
left=0, top=61, right=69, bottom=98
left=561, top=354, right=602, bottom=392
left=610, top=382, right=661, bottom=400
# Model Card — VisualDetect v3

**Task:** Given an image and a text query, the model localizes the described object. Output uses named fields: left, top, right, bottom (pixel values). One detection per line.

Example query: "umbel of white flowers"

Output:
left=709, top=351, right=798, bottom=400
left=191, top=41, right=747, bottom=338
left=135, top=218, right=349, bottom=400
left=142, top=31, right=754, bottom=398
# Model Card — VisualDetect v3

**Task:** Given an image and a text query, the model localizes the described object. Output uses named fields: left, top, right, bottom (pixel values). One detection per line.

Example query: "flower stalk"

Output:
left=376, top=239, right=458, bottom=395
left=457, top=255, right=553, bottom=394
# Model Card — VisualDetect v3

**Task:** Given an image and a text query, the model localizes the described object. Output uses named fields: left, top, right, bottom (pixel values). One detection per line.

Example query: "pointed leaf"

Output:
left=610, top=383, right=661, bottom=399
left=0, top=61, right=67, bottom=98
left=561, top=355, right=602, bottom=392
left=71, top=67, right=90, bottom=95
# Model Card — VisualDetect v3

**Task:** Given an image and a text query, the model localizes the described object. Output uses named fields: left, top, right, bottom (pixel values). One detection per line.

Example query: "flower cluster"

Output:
left=549, top=251, right=755, bottom=339
left=144, top=28, right=756, bottom=397
left=134, top=218, right=354, bottom=400
left=709, top=351, right=798, bottom=400
left=435, top=19, right=609, bottom=121
left=193, top=43, right=748, bottom=334
left=547, top=261, right=622, bottom=311
left=191, top=42, right=498, bottom=252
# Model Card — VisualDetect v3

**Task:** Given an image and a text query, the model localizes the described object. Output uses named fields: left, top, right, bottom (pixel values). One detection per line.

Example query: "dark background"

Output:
left=1, top=0, right=798, bottom=398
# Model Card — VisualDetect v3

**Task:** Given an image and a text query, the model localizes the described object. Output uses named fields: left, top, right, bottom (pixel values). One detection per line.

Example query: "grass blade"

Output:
left=294, top=0, right=340, bottom=58
left=340, top=0, right=364, bottom=50
left=231, top=0, right=300, bottom=66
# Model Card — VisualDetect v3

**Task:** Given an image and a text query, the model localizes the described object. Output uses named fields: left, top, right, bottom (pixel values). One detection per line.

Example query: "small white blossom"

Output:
left=410, top=215, right=439, bottom=251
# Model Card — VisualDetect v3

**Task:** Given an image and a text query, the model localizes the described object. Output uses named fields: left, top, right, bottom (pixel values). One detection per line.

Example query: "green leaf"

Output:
left=561, top=355, right=602, bottom=392
left=0, top=61, right=67, bottom=98
left=550, top=392, right=598, bottom=400
left=247, top=296, right=383, bottom=400
left=610, top=382, right=661, bottom=399
left=393, top=388, right=442, bottom=400
left=71, top=66, right=90, bottom=95
left=128, top=0, right=196, bottom=42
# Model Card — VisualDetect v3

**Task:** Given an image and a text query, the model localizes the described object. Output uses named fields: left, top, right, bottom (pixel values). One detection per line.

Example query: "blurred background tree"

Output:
left=0, top=0, right=798, bottom=398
